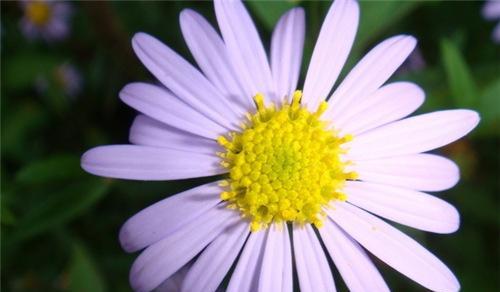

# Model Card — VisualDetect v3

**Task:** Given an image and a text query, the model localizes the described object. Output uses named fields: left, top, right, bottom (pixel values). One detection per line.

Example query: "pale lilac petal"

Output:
left=129, top=115, right=217, bottom=155
left=119, top=181, right=222, bottom=253
left=324, top=35, right=417, bottom=121
left=482, top=0, right=500, bottom=20
left=130, top=205, right=239, bottom=292
left=120, top=82, right=227, bottom=139
left=345, top=181, right=460, bottom=233
left=214, top=0, right=276, bottom=102
left=182, top=221, right=249, bottom=292
left=293, top=224, right=335, bottom=292
left=335, top=82, right=425, bottom=135
left=271, top=8, right=305, bottom=102
left=352, top=154, right=460, bottom=191
left=259, top=223, right=293, bottom=292
left=179, top=9, right=252, bottom=111
left=227, top=230, right=267, bottom=292
left=131, top=33, right=240, bottom=128
left=302, top=0, right=359, bottom=111
left=81, top=145, right=223, bottom=180
left=493, top=22, right=500, bottom=43
left=156, top=262, right=192, bottom=292
left=319, top=219, right=389, bottom=292
left=346, top=110, right=480, bottom=160
left=327, top=202, right=460, bottom=292
left=282, top=224, right=293, bottom=292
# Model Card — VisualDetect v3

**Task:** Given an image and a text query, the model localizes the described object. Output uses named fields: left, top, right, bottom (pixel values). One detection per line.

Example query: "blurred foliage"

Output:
left=1, top=1, right=499, bottom=292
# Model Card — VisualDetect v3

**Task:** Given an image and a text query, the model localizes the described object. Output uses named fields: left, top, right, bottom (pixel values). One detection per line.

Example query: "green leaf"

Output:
left=1, top=204, right=16, bottom=226
left=16, top=154, right=82, bottom=184
left=69, top=242, right=106, bottom=292
left=3, top=52, right=59, bottom=91
left=1, top=102, right=48, bottom=160
left=4, top=178, right=110, bottom=247
left=351, top=1, right=421, bottom=59
left=247, top=0, right=296, bottom=31
left=477, top=78, right=500, bottom=136
left=440, top=39, right=478, bottom=108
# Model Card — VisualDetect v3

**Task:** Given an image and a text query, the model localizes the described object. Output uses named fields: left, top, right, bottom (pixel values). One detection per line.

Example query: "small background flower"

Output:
left=19, top=0, right=73, bottom=42
left=482, top=0, right=500, bottom=43
left=1, top=1, right=499, bottom=292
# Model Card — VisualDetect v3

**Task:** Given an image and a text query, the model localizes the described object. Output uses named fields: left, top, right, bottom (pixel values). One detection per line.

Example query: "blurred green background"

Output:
left=1, top=1, right=499, bottom=291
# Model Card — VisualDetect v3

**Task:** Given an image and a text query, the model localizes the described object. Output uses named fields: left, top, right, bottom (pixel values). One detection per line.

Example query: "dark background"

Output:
left=1, top=1, right=499, bottom=291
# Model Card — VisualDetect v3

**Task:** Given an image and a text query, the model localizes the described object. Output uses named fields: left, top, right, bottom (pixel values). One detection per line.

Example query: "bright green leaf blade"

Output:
left=69, top=242, right=106, bottom=292
left=16, top=154, right=83, bottom=184
left=440, top=39, right=478, bottom=108
left=4, top=178, right=110, bottom=247
left=247, top=0, right=296, bottom=31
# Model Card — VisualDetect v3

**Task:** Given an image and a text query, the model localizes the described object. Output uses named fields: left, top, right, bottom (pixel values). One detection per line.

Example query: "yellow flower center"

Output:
left=26, top=1, right=52, bottom=26
left=217, top=91, right=357, bottom=231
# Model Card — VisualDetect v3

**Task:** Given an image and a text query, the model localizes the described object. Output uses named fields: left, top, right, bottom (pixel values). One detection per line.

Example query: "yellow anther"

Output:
left=291, top=90, right=302, bottom=108
left=218, top=180, right=229, bottom=187
left=315, top=101, right=328, bottom=117
left=217, top=136, right=230, bottom=147
left=253, top=93, right=265, bottom=112
left=218, top=92, right=356, bottom=231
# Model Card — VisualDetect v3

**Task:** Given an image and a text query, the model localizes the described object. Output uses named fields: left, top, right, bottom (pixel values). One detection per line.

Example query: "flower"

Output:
left=19, top=0, right=72, bottom=42
left=54, top=63, right=82, bottom=98
left=81, top=0, right=479, bottom=291
left=482, top=0, right=500, bottom=43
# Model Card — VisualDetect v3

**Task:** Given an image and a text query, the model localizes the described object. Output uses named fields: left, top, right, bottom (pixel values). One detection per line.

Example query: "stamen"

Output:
left=218, top=92, right=356, bottom=231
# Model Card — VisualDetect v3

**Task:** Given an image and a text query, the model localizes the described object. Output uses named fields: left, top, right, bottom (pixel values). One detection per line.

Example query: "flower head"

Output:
left=482, top=0, right=500, bottom=43
left=19, top=0, right=72, bottom=42
left=82, top=0, right=479, bottom=291
left=54, top=63, right=82, bottom=98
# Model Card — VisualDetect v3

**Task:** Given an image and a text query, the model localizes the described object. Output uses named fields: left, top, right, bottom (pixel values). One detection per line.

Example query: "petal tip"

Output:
left=80, top=148, right=98, bottom=175
left=119, top=222, right=138, bottom=253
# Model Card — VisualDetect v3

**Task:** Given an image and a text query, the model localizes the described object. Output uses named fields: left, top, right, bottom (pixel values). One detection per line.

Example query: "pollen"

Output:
left=26, top=1, right=52, bottom=26
left=217, top=91, right=357, bottom=231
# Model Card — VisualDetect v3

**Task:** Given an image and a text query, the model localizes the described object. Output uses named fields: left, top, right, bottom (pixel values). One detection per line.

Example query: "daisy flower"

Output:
left=81, top=0, right=479, bottom=291
left=19, top=0, right=72, bottom=42
left=482, top=0, right=500, bottom=43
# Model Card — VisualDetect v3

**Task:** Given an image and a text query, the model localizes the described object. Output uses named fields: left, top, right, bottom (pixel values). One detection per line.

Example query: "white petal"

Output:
left=129, top=115, right=217, bottom=155
left=345, top=181, right=460, bottom=233
left=325, top=35, right=417, bottom=122
left=293, top=224, right=335, bottom=292
left=214, top=0, right=276, bottom=102
left=335, top=82, right=425, bottom=135
left=81, top=145, right=223, bottom=180
left=259, top=223, right=293, bottom=292
left=179, top=9, right=252, bottom=111
left=130, top=205, right=239, bottom=292
left=271, top=8, right=305, bottom=102
left=132, top=32, right=240, bottom=129
left=120, top=83, right=226, bottom=139
left=181, top=221, right=249, bottom=292
left=319, top=219, right=389, bottom=292
left=327, top=202, right=460, bottom=292
left=119, top=181, right=222, bottom=253
left=346, top=110, right=480, bottom=160
left=227, top=230, right=267, bottom=292
left=302, top=0, right=359, bottom=111
left=352, top=154, right=460, bottom=191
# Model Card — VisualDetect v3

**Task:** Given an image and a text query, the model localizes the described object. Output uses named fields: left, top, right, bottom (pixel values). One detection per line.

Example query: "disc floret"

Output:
left=218, top=91, right=357, bottom=231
